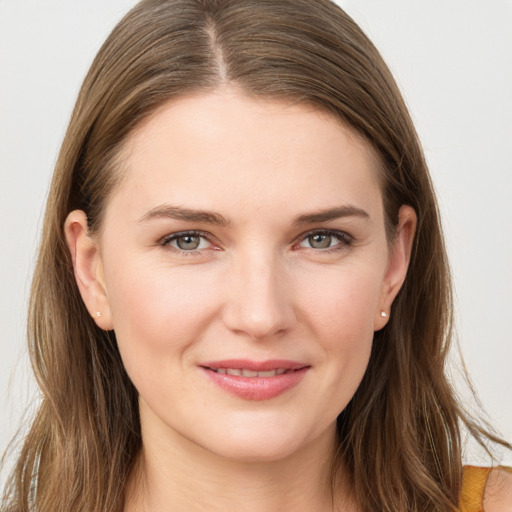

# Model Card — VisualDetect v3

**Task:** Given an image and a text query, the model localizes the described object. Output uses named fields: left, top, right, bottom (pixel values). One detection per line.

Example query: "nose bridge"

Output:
left=223, top=246, right=295, bottom=339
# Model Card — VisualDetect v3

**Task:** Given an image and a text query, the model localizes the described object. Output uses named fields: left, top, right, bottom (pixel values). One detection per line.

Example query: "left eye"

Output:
left=298, top=231, right=350, bottom=250
left=162, top=232, right=212, bottom=251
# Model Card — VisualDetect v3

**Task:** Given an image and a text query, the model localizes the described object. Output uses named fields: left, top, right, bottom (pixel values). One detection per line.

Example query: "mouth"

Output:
left=199, top=359, right=310, bottom=400
left=210, top=368, right=291, bottom=377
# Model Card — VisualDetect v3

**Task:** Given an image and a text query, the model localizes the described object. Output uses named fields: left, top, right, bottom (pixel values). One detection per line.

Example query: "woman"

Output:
left=2, top=0, right=511, bottom=510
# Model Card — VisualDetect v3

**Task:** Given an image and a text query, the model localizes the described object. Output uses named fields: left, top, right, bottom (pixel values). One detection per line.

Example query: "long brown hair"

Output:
left=2, top=1, right=509, bottom=510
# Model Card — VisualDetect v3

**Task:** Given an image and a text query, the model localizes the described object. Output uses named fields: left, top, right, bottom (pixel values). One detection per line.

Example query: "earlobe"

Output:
left=374, top=205, right=417, bottom=331
left=64, top=210, right=113, bottom=330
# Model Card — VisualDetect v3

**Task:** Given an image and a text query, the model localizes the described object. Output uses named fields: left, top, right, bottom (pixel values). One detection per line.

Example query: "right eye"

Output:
left=159, top=231, right=213, bottom=254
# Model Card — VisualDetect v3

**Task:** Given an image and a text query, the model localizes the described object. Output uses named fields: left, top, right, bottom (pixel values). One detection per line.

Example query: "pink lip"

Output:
left=200, top=359, right=310, bottom=401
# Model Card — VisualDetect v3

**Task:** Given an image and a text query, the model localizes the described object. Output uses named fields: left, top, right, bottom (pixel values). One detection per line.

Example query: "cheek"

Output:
left=300, top=263, right=383, bottom=341
left=298, top=265, right=382, bottom=404
left=103, top=258, right=221, bottom=379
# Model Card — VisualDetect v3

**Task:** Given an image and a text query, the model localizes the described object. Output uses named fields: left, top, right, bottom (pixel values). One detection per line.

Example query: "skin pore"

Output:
left=65, top=88, right=416, bottom=511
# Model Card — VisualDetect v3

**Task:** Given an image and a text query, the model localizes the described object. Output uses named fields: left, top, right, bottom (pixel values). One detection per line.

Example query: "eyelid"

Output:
left=294, top=228, right=353, bottom=251
left=157, top=228, right=353, bottom=255
left=158, top=230, right=218, bottom=254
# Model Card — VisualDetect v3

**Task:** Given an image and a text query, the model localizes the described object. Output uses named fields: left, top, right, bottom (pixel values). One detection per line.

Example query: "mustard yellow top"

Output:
left=459, top=466, right=512, bottom=512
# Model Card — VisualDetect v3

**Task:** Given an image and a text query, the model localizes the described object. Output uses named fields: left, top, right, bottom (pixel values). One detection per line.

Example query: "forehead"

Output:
left=109, top=88, right=383, bottom=223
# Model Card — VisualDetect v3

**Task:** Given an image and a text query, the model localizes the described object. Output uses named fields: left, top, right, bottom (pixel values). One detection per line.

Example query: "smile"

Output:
left=212, top=368, right=288, bottom=377
left=200, top=360, right=310, bottom=400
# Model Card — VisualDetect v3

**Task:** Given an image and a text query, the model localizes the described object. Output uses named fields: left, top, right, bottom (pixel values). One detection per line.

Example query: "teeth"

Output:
left=215, top=368, right=287, bottom=377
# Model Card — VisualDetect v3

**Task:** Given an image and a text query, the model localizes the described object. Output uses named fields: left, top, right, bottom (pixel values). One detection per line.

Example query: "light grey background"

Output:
left=1, top=0, right=511, bottom=478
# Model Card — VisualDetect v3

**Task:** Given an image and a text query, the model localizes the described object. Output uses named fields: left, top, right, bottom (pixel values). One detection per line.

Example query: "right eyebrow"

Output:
left=137, top=204, right=230, bottom=227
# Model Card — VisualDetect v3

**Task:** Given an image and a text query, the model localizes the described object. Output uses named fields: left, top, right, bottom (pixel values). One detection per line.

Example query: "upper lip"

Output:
left=200, top=359, right=309, bottom=371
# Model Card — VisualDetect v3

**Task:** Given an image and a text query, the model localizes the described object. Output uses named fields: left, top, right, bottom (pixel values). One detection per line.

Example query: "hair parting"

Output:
left=2, top=1, right=510, bottom=511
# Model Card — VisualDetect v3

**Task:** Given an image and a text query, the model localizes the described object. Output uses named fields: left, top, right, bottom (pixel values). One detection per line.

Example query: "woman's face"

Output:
left=68, top=89, right=414, bottom=462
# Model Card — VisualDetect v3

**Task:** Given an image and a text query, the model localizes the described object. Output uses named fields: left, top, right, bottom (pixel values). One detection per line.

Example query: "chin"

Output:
left=207, top=436, right=305, bottom=463
left=192, top=417, right=329, bottom=464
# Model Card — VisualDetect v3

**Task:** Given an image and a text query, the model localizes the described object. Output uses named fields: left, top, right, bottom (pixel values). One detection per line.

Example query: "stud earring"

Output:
left=94, top=311, right=102, bottom=318
left=380, top=311, right=388, bottom=318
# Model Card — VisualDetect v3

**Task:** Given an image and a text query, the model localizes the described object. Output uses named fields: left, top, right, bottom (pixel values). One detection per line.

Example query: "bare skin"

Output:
left=65, top=88, right=416, bottom=511
left=123, top=413, right=356, bottom=512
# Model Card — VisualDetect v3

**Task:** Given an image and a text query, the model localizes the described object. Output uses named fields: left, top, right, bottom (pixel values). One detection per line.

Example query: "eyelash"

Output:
left=297, top=229, right=353, bottom=253
left=158, top=229, right=353, bottom=256
left=158, top=230, right=214, bottom=256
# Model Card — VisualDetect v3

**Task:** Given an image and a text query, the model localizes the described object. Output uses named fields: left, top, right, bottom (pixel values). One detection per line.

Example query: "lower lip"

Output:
left=201, top=367, right=309, bottom=400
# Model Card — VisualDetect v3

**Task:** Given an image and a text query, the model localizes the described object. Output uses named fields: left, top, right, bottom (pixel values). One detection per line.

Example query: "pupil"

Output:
left=177, top=235, right=200, bottom=250
left=310, top=234, right=331, bottom=249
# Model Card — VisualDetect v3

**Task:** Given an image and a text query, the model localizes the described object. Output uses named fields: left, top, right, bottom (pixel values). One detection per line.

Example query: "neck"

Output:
left=124, top=410, right=355, bottom=512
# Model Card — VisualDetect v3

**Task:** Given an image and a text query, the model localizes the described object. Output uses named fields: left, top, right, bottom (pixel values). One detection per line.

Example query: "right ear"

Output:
left=64, top=210, right=113, bottom=330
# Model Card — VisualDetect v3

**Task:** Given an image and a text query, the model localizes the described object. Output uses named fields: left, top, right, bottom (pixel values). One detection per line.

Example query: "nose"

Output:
left=221, top=251, right=296, bottom=340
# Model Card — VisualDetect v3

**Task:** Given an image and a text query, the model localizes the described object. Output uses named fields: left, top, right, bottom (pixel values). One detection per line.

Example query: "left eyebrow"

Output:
left=292, top=205, right=370, bottom=226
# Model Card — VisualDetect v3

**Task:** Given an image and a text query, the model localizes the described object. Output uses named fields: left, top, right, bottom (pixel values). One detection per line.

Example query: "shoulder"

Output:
left=460, top=466, right=512, bottom=512
left=483, top=467, right=512, bottom=512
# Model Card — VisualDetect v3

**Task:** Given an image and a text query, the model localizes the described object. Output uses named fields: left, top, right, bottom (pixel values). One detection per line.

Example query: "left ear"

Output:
left=374, top=205, right=417, bottom=331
